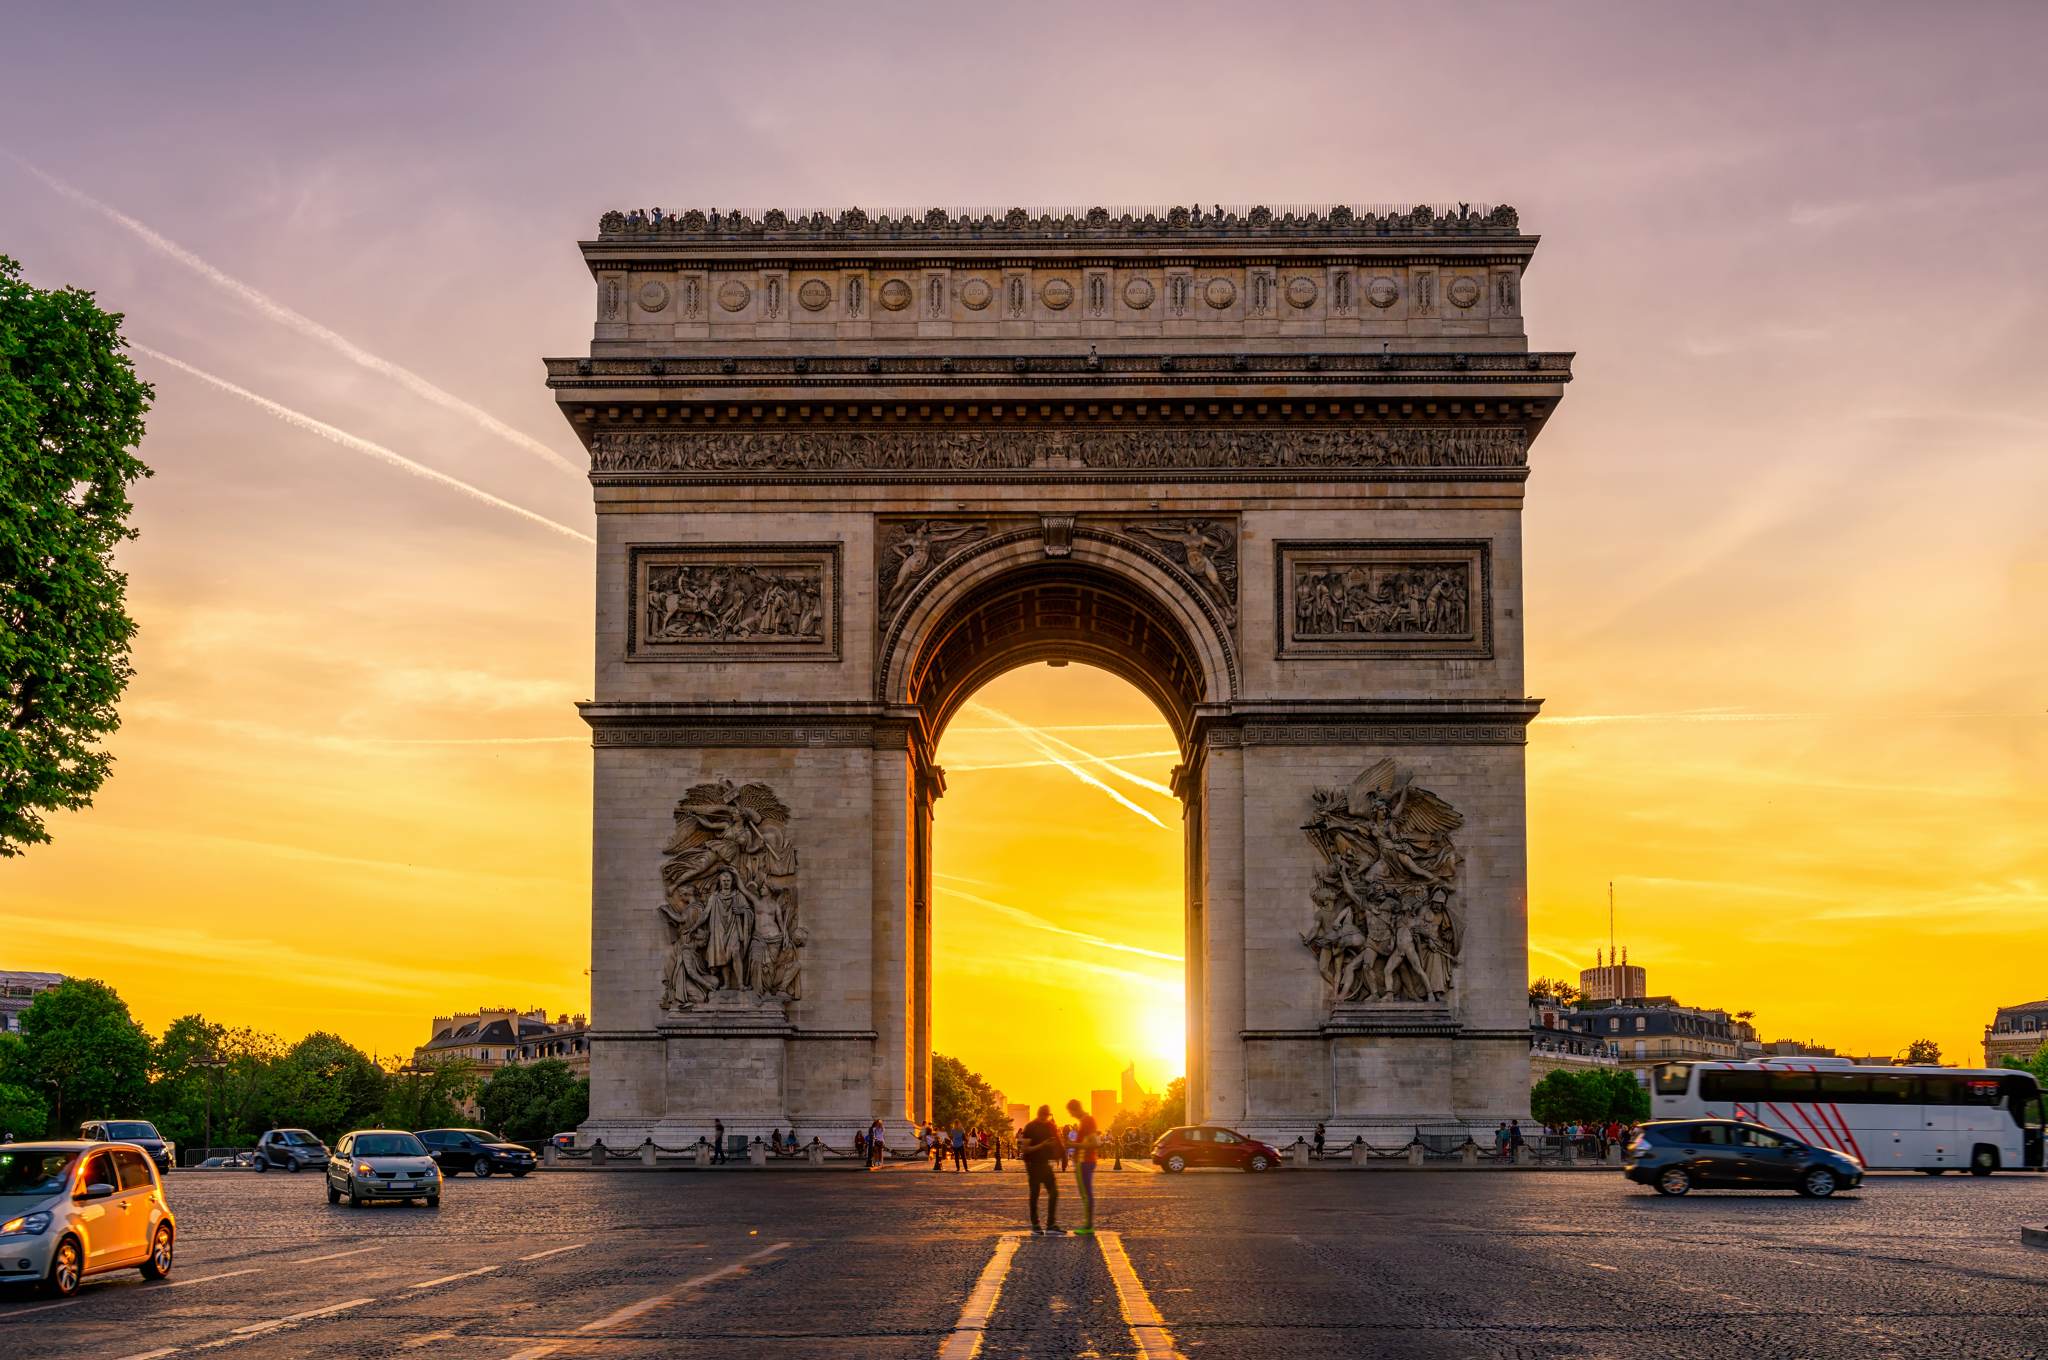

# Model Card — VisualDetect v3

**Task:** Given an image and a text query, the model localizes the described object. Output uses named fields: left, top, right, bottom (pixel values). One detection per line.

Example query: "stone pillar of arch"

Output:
left=551, top=201, right=1570, bottom=1146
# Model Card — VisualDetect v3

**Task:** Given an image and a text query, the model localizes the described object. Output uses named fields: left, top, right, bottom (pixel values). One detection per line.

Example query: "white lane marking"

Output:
left=409, top=1264, right=501, bottom=1289
left=938, top=1232, right=1024, bottom=1360
left=0, top=1296, right=92, bottom=1320
left=518, top=1241, right=588, bottom=1262
left=293, top=1245, right=377, bottom=1263
left=113, top=1350, right=180, bottom=1359
left=201, top=1296, right=378, bottom=1345
left=1590, top=1262, right=1619, bottom=1272
left=498, top=1347, right=560, bottom=1360
left=571, top=1242, right=791, bottom=1335
left=1097, top=1231, right=1186, bottom=1360
left=169, top=1267, right=261, bottom=1288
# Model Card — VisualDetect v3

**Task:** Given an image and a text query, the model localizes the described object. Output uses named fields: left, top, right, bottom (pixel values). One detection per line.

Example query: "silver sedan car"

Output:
left=324, top=1130, right=441, bottom=1207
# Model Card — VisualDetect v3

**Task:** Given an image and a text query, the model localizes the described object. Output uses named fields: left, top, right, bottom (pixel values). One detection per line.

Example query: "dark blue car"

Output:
left=1626, top=1118, right=1863, bottom=1197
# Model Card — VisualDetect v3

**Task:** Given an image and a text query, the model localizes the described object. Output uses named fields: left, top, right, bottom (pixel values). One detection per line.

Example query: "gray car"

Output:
left=0, top=1142, right=176, bottom=1296
left=1625, top=1118, right=1864, bottom=1197
left=325, top=1130, right=441, bottom=1207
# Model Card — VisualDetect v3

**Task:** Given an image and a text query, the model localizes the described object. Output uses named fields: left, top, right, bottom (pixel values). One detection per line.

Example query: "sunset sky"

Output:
left=3, top=4, right=2044, bottom=1096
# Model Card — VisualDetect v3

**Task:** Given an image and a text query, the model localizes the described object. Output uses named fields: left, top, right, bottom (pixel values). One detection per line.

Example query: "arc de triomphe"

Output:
left=545, top=203, right=1571, bottom=1145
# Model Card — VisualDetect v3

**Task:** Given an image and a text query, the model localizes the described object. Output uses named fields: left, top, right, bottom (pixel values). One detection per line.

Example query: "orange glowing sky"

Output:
left=3, top=5, right=2045, bottom=1091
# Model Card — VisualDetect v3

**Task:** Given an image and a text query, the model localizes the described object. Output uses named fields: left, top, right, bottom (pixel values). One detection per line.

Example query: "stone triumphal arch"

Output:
left=546, top=203, right=1571, bottom=1144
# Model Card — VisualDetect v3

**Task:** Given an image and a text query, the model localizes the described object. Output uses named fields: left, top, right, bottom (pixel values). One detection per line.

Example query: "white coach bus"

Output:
left=1652, top=1059, right=2045, bottom=1174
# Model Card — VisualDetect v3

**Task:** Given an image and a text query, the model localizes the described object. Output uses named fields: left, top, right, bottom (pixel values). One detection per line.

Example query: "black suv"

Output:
left=416, top=1128, right=536, bottom=1177
left=1625, top=1118, right=1863, bottom=1197
left=80, top=1119, right=175, bottom=1173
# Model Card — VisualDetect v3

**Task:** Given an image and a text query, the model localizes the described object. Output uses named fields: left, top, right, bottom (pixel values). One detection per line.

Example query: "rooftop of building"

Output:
left=594, top=202, right=1525, bottom=244
left=1991, top=999, right=2048, bottom=1025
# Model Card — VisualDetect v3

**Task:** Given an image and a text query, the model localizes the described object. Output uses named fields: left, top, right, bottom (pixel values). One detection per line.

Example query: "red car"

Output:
left=1151, top=1125, right=1280, bottom=1173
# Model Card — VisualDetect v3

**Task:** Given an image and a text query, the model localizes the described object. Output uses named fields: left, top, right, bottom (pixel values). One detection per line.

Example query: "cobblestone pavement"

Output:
left=2, top=1165, right=2044, bottom=1359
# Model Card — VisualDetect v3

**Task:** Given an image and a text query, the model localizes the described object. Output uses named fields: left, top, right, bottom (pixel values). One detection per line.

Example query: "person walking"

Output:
left=712, top=1119, right=726, bottom=1165
left=1018, top=1104, right=1066, bottom=1234
left=1494, top=1122, right=1509, bottom=1159
left=868, top=1118, right=885, bottom=1168
left=1064, top=1098, right=1100, bottom=1236
left=951, top=1123, right=968, bottom=1172
left=1313, top=1122, right=1327, bottom=1160
left=1507, top=1118, right=1525, bottom=1161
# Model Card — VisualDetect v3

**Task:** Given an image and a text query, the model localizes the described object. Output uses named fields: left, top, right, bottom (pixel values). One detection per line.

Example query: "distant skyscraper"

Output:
left=1007, top=1103, right=1029, bottom=1132
left=1120, top=1061, right=1148, bottom=1109
left=1581, top=946, right=1646, bottom=1002
left=1091, top=1089, right=1118, bottom=1125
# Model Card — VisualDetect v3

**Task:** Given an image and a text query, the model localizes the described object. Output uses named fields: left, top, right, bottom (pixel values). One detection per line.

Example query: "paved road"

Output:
left=2, top=1164, right=2045, bottom=1359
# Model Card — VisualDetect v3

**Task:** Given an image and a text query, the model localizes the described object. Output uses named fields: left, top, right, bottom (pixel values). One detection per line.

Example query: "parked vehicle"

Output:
left=196, top=1153, right=256, bottom=1170
left=1654, top=1060, right=2044, bottom=1173
left=550, top=1132, right=577, bottom=1151
left=78, top=1120, right=174, bottom=1175
left=1625, top=1118, right=1864, bottom=1197
left=0, top=1142, right=176, bottom=1296
left=416, top=1128, right=536, bottom=1177
left=325, top=1130, right=440, bottom=1207
left=251, top=1128, right=330, bottom=1173
left=1150, top=1126, right=1281, bottom=1173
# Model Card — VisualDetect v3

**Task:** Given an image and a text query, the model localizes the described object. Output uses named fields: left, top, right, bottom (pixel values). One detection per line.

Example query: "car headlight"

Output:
left=356, top=1162, right=375, bottom=1176
left=0, top=1211, right=52, bottom=1237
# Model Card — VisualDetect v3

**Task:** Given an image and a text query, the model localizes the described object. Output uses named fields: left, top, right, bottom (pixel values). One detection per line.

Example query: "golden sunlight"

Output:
left=930, top=663, right=1186, bottom=1109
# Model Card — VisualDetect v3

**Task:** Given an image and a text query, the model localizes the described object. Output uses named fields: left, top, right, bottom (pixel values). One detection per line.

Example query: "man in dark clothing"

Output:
left=950, top=1123, right=968, bottom=1171
left=1018, top=1105, right=1067, bottom=1234
left=712, top=1119, right=726, bottom=1165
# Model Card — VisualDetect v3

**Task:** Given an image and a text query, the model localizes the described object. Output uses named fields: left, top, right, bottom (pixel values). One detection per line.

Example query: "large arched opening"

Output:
left=883, top=540, right=1237, bottom=1125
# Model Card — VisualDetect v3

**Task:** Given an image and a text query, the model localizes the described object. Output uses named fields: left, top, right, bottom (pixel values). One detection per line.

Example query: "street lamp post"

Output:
left=196, top=1057, right=226, bottom=1162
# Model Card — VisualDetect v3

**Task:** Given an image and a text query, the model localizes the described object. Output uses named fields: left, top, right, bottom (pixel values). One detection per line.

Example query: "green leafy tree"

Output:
left=15, top=977, right=151, bottom=1132
left=1998, top=1041, right=2048, bottom=1085
left=930, top=1053, right=1008, bottom=1132
left=474, top=1059, right=587, bottom=1141
left=1530, top=1067, right=1650, bottom=1128
left=1528, top=976, right=1582, bottom=1006
left=147, top=1013, right=226, bottom=1147
left=267, top=1032, right=386, bottom=1140
left=1903, top=1038, right=1943, bottom=1065
left=0, top=255, right=153, bottom=856
left=0, top=1032, right=48, bottom=1138
left=381, top=1056, right=479, bottom=1133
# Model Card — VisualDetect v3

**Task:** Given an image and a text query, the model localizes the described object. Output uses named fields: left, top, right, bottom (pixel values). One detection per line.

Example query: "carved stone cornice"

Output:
left=596, top=203, right=1523, bottom=243
left=546, top=351, right=1573, bottom=383
left=591, top=425, right=1526, bottom=477
left=1195, top=701, right=1540, bottom=749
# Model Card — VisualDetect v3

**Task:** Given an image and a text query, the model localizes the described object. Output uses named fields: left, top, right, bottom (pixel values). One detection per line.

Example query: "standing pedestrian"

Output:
left=1064, top=1098, right=1099, bottom=1236
left=868, top=1118, right=886, bottom=1168
left=951, top=1123, right=968, bottom=1172
left=1018, top=1104, right=1066, bottom=1234
left=1313, top=1122, right=1326, bottom=1160
left=1507, top=1118, right=1525, bottom=1160
left=712, top=1119, right=726, bottom=1165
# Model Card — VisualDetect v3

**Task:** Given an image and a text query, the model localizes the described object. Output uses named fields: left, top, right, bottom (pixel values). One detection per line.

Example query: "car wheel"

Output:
left=348, top=1182, right=364, bottom=1208
left=253, top=1156, right=268, bottom=1173
left=1165, top=1154, right=1187, bottom=1173
left=327, top=1184, right=340, bottom=1205
left=473, top=1160, right=492, bottom=1178
left=141, top=1224, right=174, bottom=1281
left=1655, top=1166, right=1691, bottom=1196
left=1246, top=1155, right=1271, bottom=1173
left=1798, top=1168, right=1839, bottom=1198
left=1970, top=1146, right=1999, bottom=1176
left=286, top=1159, right=301, bottom=1173
left=426, top=1194, right=440, bottom=1208
left=46, top=1236, right=82, bottom=1297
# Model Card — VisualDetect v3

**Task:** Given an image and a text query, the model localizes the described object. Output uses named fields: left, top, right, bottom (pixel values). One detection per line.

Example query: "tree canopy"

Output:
left=12, top=977, right=153, bottom=1131
left=1902, top=1038, right=1943, bottom=1065
left=930, top=1053, right=1008, bottom=1131
left=0, top=255, right=153, bottom=856
left=474, top=1058, right=587, bottom=1141
left=1530, top=1067, right=1650, bottom=1128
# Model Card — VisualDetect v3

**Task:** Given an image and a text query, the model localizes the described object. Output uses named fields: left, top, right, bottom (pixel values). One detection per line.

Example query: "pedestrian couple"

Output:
left=1017, top=1099, right=1098, bottom=1236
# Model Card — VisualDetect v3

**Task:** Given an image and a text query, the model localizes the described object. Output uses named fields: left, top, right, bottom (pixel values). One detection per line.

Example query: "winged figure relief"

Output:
left=1300, top=759, right=1464, bottom=1006
left=656, top=779, right=806, bottom=1010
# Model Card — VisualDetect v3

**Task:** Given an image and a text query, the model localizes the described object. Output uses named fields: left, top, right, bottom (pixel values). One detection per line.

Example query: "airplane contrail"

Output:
left=963, top=702, right=1168, bottom=827
left=137, top=345, right=594, bottom=544
left=10, top=155, right=583, bottom=478
left=966, top=702, right=1179, bottom=800
left=944, top=748, right=1180, bottom=773
left=935, top=884, right=1184, bottom=963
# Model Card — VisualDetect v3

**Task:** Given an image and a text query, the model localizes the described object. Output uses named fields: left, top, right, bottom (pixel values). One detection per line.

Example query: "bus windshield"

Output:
left=1653, top=1064, right=1692, bottom=1096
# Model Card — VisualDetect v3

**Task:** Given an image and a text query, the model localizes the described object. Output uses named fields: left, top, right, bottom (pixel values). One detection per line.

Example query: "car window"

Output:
left=1734, top=1127, right=1785, bottom=1149
left=1692, top=1124, right=1731, bottom=1146
left=80, top=1151, right=118, bottom=1190
left=113, top=1148, right=154, bottom=1191
left=353, top=1133, right=427, bottom=1157
left=1213, top=1131, right=1239, bottom=1144
left=335, top=1136, right=351, bottom=1155
left=1180, top=1129, right=1205, bottom=1142
left=106, top=1122, right=158, bottom=1140
left=0, top=1149, right=78, bottom=1195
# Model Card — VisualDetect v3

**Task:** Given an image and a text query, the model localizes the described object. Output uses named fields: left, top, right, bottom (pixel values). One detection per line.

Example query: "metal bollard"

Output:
left=1350, top=1139, right=1369, bottom=1167
left=543, top=1142, right=558, bottom=1168
left=1406, top=1142, right=1425, bottom=1167
left=1461, top=1142, right=1479, bottom=1167
left=806, top=1139, right=825, bottom=1167
left=590, top=1140, right=607, bottom=1167
left=640, top=1140, right=657, bottom=1167
left=693, top=1140, right=711, bottom=1168
left=749, top=1139, right=767, bottom=1167
left=1291, top=1140, right=1312, bottom=1168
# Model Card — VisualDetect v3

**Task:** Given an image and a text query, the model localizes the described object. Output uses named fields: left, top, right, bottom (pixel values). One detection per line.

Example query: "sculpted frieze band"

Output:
left=593, top=426, right=1526, bottom=475
left=658, top=780, right=806, bottom=1012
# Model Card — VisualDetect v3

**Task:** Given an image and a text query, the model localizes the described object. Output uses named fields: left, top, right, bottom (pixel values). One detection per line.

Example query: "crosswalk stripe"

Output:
left=938, top=1232, right=1024, bottom=1360
left=1097, top=1231, right=1186, bottom=1360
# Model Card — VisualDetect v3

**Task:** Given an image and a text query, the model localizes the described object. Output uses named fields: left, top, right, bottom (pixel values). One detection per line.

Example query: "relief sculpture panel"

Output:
left=628, top=544, right=840, bottom=660
left=1276, top=541, right=1489, bottom=659
left=657, top=779, right=806, bottom=1014
left=1301, top=759, right=1463, bottom=1008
